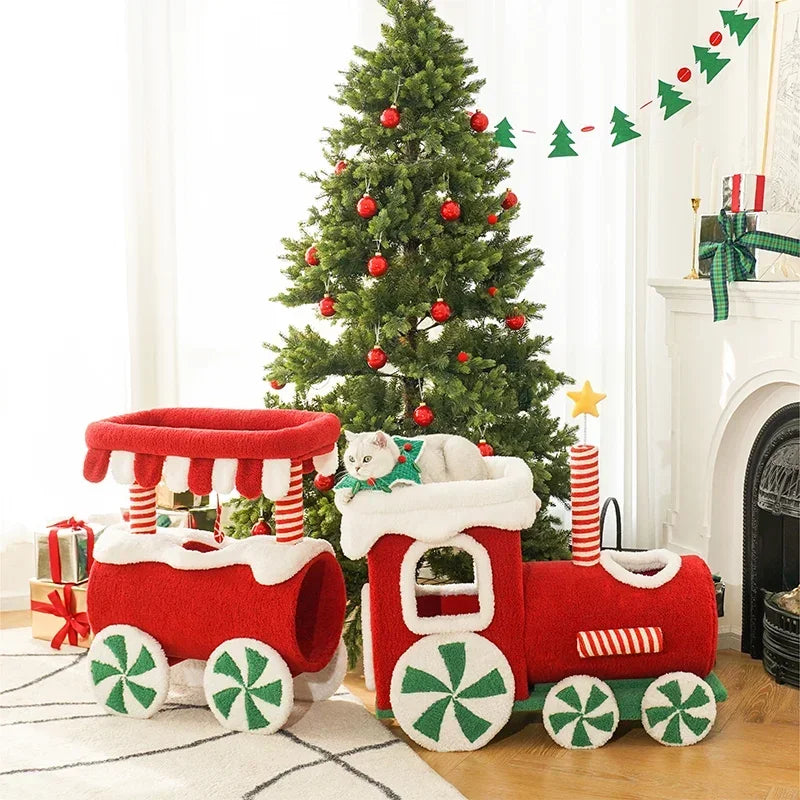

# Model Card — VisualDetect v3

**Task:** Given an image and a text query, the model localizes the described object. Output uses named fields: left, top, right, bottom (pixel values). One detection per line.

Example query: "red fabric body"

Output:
left=84, top=408, right=341, bottom=492
left=523, top=556, right=718, bottom=684
left=87, top=551, right=346, bottom=676
left=367, top=529, right=528, bottom=712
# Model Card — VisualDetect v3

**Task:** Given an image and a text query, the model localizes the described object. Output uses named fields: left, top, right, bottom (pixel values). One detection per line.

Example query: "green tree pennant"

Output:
left=609, top=106, right=641, bottom=147
left=493, top=116, right=516, bottom=148
left=693, top=45, right=730, bottom=83
left=549, top=120, right=578, bottom=157
left=657, top=80, right=691, bottom=120
left=720, top=9, right=758, bottom=46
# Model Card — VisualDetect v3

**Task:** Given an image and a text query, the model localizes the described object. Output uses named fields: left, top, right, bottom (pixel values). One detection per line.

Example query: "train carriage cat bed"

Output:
left=81, top=408, right=347, bottom=734
left=335, top=432, right=727, bottom=752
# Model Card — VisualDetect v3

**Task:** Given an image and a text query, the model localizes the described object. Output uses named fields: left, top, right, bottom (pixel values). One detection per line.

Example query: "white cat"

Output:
left=340, top=430, right=488, bottom=500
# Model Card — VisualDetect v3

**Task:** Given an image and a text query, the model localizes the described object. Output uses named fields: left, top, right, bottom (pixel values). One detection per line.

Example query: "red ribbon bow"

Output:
left=47, top=517, right=94, bottom=584
left=31, top=584, right=91, bottom=650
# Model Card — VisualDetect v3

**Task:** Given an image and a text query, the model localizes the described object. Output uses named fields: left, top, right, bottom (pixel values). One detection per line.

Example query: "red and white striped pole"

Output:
left=213, top=497, right=224, bottom=543
left=273, top=460, right=304, bottom=543
left=570, top=444, right=600, bottom=565
left=129, top=483, right=157, bottom=534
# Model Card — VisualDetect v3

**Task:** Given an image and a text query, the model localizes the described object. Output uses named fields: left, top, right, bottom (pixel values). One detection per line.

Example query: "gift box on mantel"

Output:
left=722, top=173, right=769, bottom=213
left=35, top=517, right=97, bottom=584
left=30, top=579, right=91, bottom=649
left=698, top=211, right=800, bottom=321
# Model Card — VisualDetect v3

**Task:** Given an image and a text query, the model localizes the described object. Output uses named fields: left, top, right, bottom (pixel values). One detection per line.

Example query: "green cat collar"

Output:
left=334, top=436, right=424, bottom=496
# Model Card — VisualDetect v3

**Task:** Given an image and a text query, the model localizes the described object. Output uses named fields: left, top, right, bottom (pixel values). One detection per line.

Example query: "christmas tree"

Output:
left=657, top=80, right=691, bottom=120
left=494, top=116, right=516, bottom=148
left=720, top=9, right=758, bottom=46
left=549, top=120, right=578, bottom=157
left=693, top=46, right=730, bottom=83
left=609, top=106, right=641, bottom=147
left=228, top=0, right=574, bottom=663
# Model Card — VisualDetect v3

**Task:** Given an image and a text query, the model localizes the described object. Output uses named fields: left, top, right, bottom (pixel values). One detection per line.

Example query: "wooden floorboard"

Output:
left=4, top=610, right=797, bottom=798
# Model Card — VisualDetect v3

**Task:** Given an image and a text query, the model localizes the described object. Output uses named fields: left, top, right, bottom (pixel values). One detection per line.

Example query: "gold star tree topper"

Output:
left=567, top=381, right=606, bottom=418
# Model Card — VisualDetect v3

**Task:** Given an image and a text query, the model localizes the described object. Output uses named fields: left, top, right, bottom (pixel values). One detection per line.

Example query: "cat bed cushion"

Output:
left=337, top=456, right=540, bottom=559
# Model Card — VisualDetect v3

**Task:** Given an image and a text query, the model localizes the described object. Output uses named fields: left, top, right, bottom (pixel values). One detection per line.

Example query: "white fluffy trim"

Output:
left=598, top=549, right=682, bottom=588
left=336, top=456, right=540, bottom=559
left=94, top=524, right=333, bottom=586
left=312, top=447, right=339, bottom=477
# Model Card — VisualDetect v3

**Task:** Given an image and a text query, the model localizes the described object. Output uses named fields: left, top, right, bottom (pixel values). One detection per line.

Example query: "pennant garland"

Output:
left=491, top=7, right=758, bottom=157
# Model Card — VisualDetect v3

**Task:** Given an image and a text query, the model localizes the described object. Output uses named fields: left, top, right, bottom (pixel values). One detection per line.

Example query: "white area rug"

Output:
left=0, top=628, right=465, bottom=800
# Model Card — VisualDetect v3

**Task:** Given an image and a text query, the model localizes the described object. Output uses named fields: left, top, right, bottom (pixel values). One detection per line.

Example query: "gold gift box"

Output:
left=30, top=579, right=92, bottom=649
left=155, top=484, right=209, bottom=510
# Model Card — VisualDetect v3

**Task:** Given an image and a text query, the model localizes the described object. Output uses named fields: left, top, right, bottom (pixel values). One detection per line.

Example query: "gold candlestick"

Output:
left=684, top=197, right=701, bottom=280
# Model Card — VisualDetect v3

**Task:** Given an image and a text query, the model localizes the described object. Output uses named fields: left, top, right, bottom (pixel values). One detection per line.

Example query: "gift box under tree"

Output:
left=35, top=517, right=96, bottom=584
left=30, top=579, right=91, bottom=649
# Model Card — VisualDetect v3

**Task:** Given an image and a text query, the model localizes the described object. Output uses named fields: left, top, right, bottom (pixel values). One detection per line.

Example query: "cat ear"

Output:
left=343, top=430, right=357, bottom=443
left=372, top=431, right=389, bottom=448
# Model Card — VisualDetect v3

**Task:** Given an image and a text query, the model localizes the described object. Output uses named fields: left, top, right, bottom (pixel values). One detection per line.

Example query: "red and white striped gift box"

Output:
left=570, top=444, right=600, bottom=566
left=577, top=626, right=664, bottom=658
left=722, top=173, right=766, bottom=213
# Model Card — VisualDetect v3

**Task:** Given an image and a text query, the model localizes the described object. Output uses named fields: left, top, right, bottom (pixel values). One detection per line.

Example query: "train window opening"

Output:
left=599, top=549, right=682, bottom=588
left=415, top=547, right=480, bottom=617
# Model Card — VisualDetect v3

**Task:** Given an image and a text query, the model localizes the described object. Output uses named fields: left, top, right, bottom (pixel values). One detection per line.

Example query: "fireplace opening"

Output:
left=741, top=402, right=799, bottom=682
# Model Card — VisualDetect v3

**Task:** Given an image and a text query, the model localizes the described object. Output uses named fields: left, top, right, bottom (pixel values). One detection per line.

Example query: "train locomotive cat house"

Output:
left=81, top=408, right=346, bottom=734
left=336, top=453, right=727, bottom=752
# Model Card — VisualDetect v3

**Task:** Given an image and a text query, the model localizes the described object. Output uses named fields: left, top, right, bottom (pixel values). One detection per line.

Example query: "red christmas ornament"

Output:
left=334, top=160, right=348, bottom=175
left=477, top=439, right=494, bottom=457
left=487, top=213, right=499, bottom=225
left=318, top=294, right=336, bottom=317
left=367, top=252, right=388, bottom=277
left=430, top=298, right=452, bottom=323
left=270, top=379, right=285, bottom=390
left=403, top=442, right=412, bottom=451
left=397, top=454, right=407, bottom=464
left=457, top=351, right=470, bottom=363
left=709, top=30, right=722, bottom=47
left=357, top=194, right=378, bottom=219
left=304, top=245, right=319, bottom=266
left=677, top=66, right=692, bottom=83
left=380, top=105, right=401, bottom=128
left=314, top=473, right=335, bottom=492
left=470, top=110, right=489, bottom=132
left=366, top=346, right=387, bottom=369
left=487, top=286, right=498, bottom=297
left=251, top=518, right=271, bottom=536
left=413, top=403, right=435, bottom=427
left=440, top=198, right=461, bottom=222
left=505, top=312, right=526, bottom=330
left=501, top=189, right=518, bottom=210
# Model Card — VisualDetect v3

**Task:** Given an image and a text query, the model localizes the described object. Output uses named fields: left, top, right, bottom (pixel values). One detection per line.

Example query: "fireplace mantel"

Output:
left=650, top=277, right=800, bottom=647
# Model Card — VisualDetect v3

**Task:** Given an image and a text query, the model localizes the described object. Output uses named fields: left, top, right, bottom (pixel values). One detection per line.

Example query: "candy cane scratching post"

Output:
left=566, top=381, right=606, bottom=566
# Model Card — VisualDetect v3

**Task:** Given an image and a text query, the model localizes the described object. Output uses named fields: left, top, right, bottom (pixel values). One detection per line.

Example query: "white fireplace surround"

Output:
left=650, top=279, right=800, bottom=648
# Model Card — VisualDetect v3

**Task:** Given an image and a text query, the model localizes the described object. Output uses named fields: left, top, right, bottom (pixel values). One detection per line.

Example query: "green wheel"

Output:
left=542, top=675, right=619, bottom=749
left=390, top=632, right=514, bottom=752
left=203, top=638, right=293, bottom=734
left=641, top=672, right=717, bottom=746
left=88, top=624, right=169, bottom=719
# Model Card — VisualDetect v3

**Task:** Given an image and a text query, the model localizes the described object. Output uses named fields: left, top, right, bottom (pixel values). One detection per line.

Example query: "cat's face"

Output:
left=343, top=431, right=398, bottom=480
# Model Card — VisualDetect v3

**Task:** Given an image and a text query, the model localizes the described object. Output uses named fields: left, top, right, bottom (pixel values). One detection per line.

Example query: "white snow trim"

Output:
left=361, top=583, right=375, bottom=691
left=162, top=456, right=190, bottom=492
left=110, top=451, right=135, bottom=484
left=399, top=534, right=495, bottom=635
left=211, top=458, right=237, bottom=494
left=337, top=456, right=540, bottom=559
left=261, top=458, right=291, bottom=500
left=94, top=525, right=334, bottom=586
left=312, top=447, right=339, bottom=477
left=599, top=549, right=682, bottom=588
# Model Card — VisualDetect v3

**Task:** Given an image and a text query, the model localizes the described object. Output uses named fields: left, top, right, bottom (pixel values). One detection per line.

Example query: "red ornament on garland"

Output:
left=470, top=110, right=489, bottom=132
left=334, top=160, right=348, bottom=175
left=319, top=294, right=336, bottom=317
left=304, top=245, right=319, bottom=266
left=251, top=518, right=271, bottom=536
left=380, top=105, right=401, bottom=128
left=367, top=252, right=388, bottom=277
left=477, top=439, right=494, bottom=457
left=430, top=298, right=452, bottom=323
left=366, top=346, right=387, bottom=369
left=440, top=198, right=461, bottom=221
left=357, top=194, right=378, bottom=218
left=487, top=213, right=499, bottom=225
left=505, top=312, right=526, bottom=330
left=269, top=379, right=285, bottom=390
left=501, top=189, right=518, bottom=210
left=487, top=286, right=498, bottom=297
left=709, top=30, right=722, bottom=47
left=677, top=67, right=692, bottom=83
left=457, top=351, right=470, bottom=363
left=413, top=403, right=435, bottom=427
left=314, top=473, right=335, bottom=492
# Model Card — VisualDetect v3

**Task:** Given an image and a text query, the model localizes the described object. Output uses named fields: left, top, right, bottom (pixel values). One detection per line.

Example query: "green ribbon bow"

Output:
left=334, top=436, right=424, bottom=496
left=698, top=211, right=800, bottom=322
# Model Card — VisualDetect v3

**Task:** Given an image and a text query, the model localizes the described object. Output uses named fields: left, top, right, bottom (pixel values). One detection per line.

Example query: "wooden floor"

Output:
left=4, top=610, right=798, bottom=800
